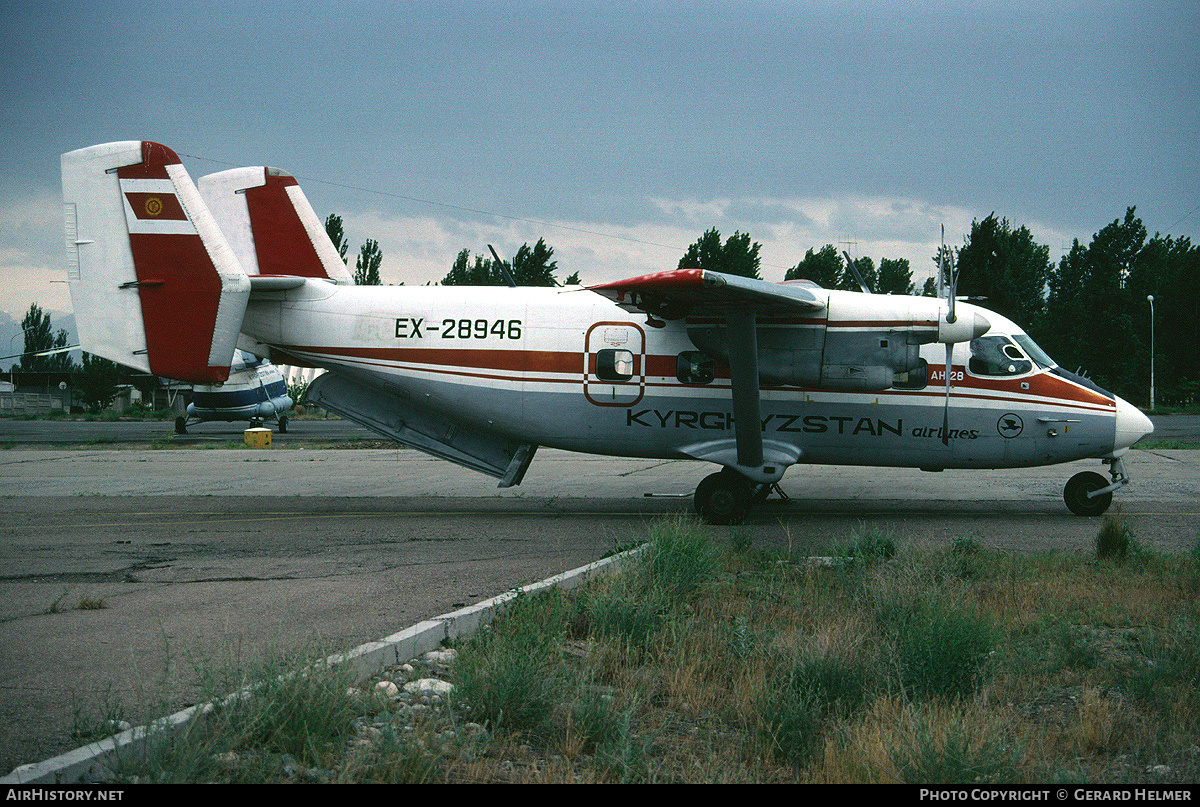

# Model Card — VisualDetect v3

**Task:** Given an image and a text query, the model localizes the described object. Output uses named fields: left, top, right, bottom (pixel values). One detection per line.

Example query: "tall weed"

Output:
left=885, top=600, right=999, bottom=701
left=641, top=516, right=722, bottom=605
left=452, top=589, right=569, bottom=737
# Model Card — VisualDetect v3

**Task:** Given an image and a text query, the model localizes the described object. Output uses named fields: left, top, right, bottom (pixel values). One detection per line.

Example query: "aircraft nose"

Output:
left=1113, top=396, right=1153, bottom=453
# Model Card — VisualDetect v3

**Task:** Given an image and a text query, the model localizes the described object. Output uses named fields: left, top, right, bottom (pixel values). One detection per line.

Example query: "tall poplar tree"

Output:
left=956, top=214, right=1051, bottom=327
left=14, top=303, right=75, bottom=373
left=355, top=239, right=383, bottom=285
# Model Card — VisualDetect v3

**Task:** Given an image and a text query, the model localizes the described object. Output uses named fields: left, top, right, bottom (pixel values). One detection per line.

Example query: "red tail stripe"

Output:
left=116, top=142, right=229, bottom=383
left=126, top=234, right=228, bottom=382
left=244, top=171, right=329, bottom=278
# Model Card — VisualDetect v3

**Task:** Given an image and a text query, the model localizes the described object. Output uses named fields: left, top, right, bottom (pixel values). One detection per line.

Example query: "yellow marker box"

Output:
left=244, top=427, right=272, bottom=448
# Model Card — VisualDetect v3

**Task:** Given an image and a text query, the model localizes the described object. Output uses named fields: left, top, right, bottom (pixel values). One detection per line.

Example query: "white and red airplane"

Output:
left=60, top=141, right=1153, bottom=523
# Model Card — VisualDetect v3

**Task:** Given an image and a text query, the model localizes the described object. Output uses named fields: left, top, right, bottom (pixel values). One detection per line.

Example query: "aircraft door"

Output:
left=584, top=322, right=645, bottom=407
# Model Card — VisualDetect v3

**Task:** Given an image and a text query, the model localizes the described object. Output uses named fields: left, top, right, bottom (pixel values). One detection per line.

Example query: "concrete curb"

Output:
left=1, top=550, right=634, bottom=785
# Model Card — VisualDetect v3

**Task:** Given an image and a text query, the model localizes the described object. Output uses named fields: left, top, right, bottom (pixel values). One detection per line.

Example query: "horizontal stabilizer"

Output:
left=61, top=141, right=249, bottom=383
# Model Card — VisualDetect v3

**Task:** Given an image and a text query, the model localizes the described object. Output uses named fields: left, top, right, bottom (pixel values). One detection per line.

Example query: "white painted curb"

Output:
left=1, top=550, right=635, bottom=785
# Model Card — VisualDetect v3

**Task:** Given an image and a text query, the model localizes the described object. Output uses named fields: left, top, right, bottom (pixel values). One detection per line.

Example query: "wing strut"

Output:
left=725, top=310, right=764, bottom=469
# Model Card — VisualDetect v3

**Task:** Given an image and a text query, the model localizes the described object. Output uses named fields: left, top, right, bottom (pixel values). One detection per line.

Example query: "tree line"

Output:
left=952, top=208, right=1197, bottom=408
left=8, top=303, right=122, bottom=413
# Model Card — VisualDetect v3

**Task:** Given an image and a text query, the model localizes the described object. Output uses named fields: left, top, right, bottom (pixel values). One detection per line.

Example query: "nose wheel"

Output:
left=1064, top=471, right=1113, bottom=516
left=1064, top=455, right=1135, bottom=516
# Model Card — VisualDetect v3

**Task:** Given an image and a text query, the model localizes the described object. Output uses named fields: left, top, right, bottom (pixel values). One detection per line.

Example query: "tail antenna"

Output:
left=487, top=245, right=518, bottom=288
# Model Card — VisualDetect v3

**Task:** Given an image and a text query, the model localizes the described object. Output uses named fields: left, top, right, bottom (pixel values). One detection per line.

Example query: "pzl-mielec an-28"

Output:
left=61, top=141, right=1153, bottom=523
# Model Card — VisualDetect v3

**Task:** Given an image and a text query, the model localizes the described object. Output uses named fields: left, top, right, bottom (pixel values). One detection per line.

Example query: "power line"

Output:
left=1166, top=202, right=1200, bottom=233
left=181, top=152, right=688, bottom=255
left=180, top=151, right=798, bottom=272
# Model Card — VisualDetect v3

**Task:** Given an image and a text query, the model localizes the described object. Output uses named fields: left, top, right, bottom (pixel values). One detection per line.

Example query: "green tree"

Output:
left=75, top=352, right=122, bottom=413
left=844, top=255, right=878, bottom=292
left=324, top=214, right=350, bottom=262
left=354, top=239, right=383, bottom=286
left=679, top=228, right=762, bottom=280
left=441, top=240, right=561, bottom=286
left=1040, top=208, right=1148, bottom=397
left=442, top=249, right=505, bottom=286
left=785, top=244, right=843, bottom=288
left=14, top=303, right=75, bottom=374
left=510, top=238, right=559, bottom=286
left=1124, top=229, right=1199, bottom=405
left=956, top=214, right=1051, bottom=327
left=877, top=257, right=915, bottom=295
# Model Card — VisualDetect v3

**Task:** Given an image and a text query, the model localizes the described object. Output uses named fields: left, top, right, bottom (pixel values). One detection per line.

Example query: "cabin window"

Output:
left=596, top=348, right=635, bottom=381
left=968, top=336, right=1033, bottom=377
left=676, top=351, right=715, bottom=384
left=892, top=359, right=928, bottom=390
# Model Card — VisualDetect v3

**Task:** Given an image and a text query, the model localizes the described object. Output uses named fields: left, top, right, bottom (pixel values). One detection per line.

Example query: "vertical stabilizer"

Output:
left=61, top=141, right=250, bottom=383
left=198, top=167, right=353, bottom=283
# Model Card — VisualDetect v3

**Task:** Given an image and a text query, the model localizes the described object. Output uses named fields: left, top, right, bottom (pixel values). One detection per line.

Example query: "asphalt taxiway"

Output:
left=1, top=435, right=1198, bottom=774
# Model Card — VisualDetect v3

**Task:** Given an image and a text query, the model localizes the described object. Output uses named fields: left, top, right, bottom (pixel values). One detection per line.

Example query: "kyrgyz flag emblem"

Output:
left=124, top=191, right=187, bottom=221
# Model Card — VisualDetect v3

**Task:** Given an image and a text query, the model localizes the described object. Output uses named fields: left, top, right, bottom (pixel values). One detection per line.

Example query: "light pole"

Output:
left=1147, top=295, right=1155, bottom=411
left=7, top=329, right=32, bottom=389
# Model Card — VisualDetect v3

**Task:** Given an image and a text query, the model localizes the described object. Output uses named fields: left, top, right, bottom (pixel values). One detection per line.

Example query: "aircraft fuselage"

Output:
left=240, top=282, right=1134, bottom=475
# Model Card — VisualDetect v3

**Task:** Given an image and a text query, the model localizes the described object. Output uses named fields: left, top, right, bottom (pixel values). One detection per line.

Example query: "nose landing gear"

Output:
left=1064, top=457, right=1130, bottom=516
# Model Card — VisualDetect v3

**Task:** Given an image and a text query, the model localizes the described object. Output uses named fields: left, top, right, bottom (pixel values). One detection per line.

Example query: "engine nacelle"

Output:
left=686, top=294, right=933, bottom=392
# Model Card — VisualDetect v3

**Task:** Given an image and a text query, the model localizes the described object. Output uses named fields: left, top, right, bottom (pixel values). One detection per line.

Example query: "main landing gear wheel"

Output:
left=174, top=416, right=187, bottom=435
left=1064, top=471, right=1113, bottom=517
left=694, top=469, right=752, bottom=525
left=278, top=415, right=288, bottom=433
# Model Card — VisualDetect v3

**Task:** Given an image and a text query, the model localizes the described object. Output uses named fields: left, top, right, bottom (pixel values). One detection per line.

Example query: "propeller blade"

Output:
left=842, top=250, right=872, bottom=294
left=946, top=249, right=957, bottom=325
left=938, top=225, right=946, bottom=300
left=942, top=342, right=953, bottom=445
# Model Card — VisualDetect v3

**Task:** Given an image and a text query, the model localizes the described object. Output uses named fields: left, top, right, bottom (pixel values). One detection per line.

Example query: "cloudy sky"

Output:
left=1, top=0, right=1197, bottom=340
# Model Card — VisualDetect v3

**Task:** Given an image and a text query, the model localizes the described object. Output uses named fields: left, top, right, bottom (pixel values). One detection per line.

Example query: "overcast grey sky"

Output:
left=2, top=0, right=1196, bottom=330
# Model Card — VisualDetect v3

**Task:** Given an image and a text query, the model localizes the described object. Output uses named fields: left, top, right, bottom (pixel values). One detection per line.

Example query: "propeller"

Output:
left=940, top=230, right=957, bottom=446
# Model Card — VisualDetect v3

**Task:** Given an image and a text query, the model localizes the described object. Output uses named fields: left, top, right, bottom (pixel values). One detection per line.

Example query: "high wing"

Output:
left=588, top=268, right=826, bottom=317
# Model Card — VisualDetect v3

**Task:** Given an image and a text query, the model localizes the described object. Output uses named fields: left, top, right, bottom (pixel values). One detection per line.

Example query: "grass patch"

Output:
left=84, top=517, right=1200, bottom=783
left=1135, top=439, right=1200, bottom=450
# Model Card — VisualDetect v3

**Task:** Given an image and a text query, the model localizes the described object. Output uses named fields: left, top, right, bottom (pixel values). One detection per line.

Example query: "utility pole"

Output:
left=1147, top=295, right=1155, bottom=411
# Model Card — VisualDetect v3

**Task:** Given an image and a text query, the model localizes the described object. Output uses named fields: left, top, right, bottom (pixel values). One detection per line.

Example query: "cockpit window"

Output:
left=969, top=336, right=1033, bottom=377
left=1012, top=333, right=1056, bottom=370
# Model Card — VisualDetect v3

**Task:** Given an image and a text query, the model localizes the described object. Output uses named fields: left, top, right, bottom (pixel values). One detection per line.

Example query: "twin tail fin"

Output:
left=61, top=141, right=349, bottom=384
